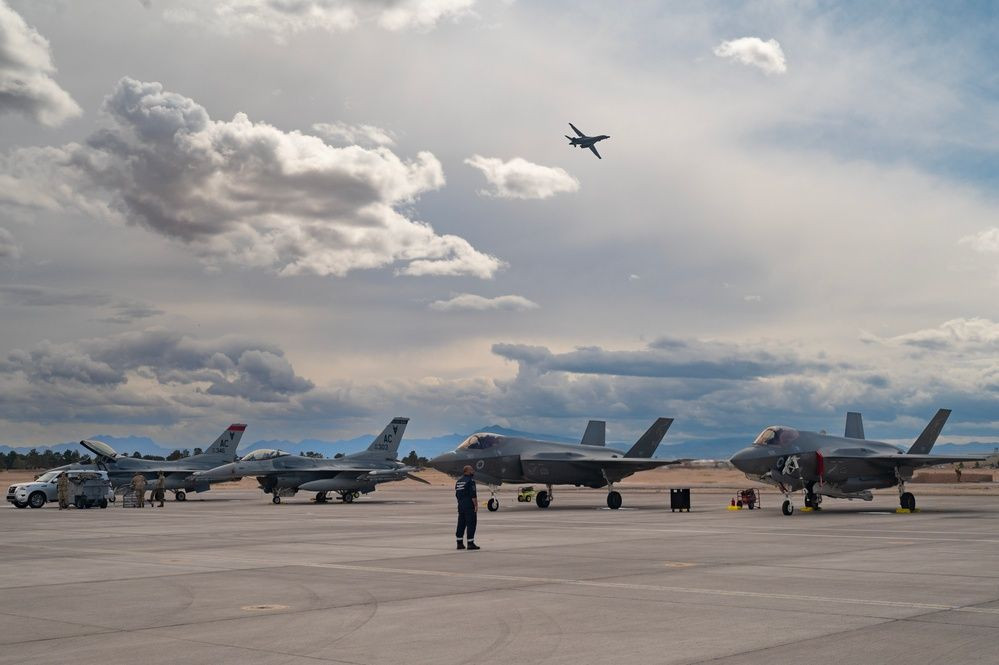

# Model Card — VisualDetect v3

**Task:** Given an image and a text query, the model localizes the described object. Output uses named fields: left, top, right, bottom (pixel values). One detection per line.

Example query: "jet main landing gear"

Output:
left=606, top=490, right=622, bottom=510
left=174, top=490, right=187, bottom=501
left=896, top=468, right=917, bottom=511
left=536, top=485, right=553, bottom=509
left=315, top=492, right=328, bottom=504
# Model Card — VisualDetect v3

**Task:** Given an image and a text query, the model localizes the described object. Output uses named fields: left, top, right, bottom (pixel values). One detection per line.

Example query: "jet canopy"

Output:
left=457, top=434, right=500, bottom=450
left=80, top=439, right=120, bottom=461
left=240, top=449, right=290, bottom=461
left=753, top=426, right=799, bottom=447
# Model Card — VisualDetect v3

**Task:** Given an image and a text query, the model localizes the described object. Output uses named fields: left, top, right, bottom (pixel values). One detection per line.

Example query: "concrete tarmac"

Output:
left=3, top=487, right=999, bottom=664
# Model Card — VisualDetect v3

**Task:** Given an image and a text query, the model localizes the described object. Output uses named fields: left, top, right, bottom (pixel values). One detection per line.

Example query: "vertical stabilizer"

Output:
left=907, top=409, right=951, bottom=455
left=581, top=420, right=606, bottom=446
left=844, top=412, right=865, bottom=440
left=625, top=418, right=673, bottom=458
left=202, top=424, right=245, bottom=461
left=352, top=418, right=409, bottom=460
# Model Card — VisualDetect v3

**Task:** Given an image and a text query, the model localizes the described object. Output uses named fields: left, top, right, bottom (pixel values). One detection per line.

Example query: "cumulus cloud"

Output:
left=0, top=328, right=321, bottom=428
left=880, top=318, right=999, bottom=353
left=0, top=78, right=503, bottom=279
left=465, top=155, right=580, bottom=199
left=0, top=0, right=81, bottom=125
left=959, top=228, right=999, bottom=254
left=312, top=121, right=395, bottom=147
left=164, top=0, right=475, bottom=40
left=0, top=226, right=20, bottom=260
left=714, top=37, right=787, bottom=75
left=430, top=293, right=539, bottom=312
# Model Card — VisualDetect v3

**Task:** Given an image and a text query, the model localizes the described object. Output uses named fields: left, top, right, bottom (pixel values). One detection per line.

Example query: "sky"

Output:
left=1, top=0, right=999, bottom=448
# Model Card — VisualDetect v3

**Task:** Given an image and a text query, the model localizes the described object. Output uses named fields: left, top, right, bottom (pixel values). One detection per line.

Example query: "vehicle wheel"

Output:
left=14, top=501, right=27, bottom=508
left=901, top=492, right=915, bottom=510
left=108, top=495, right=116, bottom=503
left=781, top=500, right=793, bottom=516
left=342, top=492, right=354, bottom=503
left=607, top=491, right=622, bottom=510
left=272, top=495, right=281, bottom=504
left=175, top=491, right=186, bottom=502
left=28, top=492, right=46, bottom=509
left=516, top=496, right=524, bottom=502
left=487, top=498, right=499, bottom=512
left=536, top=490, right=550, bottom=509
left=99, top=499, right=108, bottom=509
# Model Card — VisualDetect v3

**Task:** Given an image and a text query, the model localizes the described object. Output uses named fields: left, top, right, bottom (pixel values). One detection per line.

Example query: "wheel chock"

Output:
left=800, top=506, right=815, bottom=512
left=895, top=508, right=921, bottom=514
left=727, top=505, right=741, bottom=511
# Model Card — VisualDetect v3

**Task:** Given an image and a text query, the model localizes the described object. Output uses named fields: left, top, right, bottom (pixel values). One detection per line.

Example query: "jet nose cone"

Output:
left=427, top=452, right=458, bottom=474
left=729, top=447, right=755, bottom=472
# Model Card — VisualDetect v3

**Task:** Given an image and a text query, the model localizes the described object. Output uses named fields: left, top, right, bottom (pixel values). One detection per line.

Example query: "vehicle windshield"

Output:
left=457, top=434, right=499, bottom=450
left=36, top=471, right=60, bottom=482
left=753, top=426, right=799, bottom=447
left=240, top=449, right=290, bottom=461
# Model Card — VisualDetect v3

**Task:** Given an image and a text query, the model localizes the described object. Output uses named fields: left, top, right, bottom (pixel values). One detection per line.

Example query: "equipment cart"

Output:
left=70, top=472, right=111, bottom=509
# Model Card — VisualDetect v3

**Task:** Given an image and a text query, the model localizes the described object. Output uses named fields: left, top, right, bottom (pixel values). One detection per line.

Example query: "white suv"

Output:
left=7, top=469, right=114, bottom=509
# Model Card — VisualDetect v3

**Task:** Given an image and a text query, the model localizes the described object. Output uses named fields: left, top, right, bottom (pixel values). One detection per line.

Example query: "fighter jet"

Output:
left=729, top=409, right=987, bottom=515
left=428, top=418, right=680, bottom=510
left=192, top=417, right=425, bottom=504
left=565, top=122, right=610, bottom=159
left=63, top=424, right=246, bottom=500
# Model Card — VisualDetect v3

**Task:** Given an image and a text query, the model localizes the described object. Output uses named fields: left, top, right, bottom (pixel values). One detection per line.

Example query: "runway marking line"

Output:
left=306, top=562, right=999, bottom=617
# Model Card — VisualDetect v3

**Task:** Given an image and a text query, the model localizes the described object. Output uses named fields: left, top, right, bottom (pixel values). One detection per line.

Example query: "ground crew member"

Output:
left=455, top=465, right=480, bottom=550
left=131, top=472, right=146, bottom=508
left=153, top=471, right=166, bottom=507
left=57, top=472, right=70, bottom=510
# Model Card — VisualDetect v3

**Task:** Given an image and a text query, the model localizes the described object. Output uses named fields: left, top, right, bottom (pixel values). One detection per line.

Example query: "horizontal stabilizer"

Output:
left=845, top=412, right=865, bottom=439
left=907, top=409, right=951, bottom=455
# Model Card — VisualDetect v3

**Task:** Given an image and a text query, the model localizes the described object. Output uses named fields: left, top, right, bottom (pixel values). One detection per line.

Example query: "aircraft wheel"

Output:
left=781, top=500, right=793, bottom=516
left=901, top=492, right=915, bottom=511
left=315, top=492, right=327, bottom=504
left=536, top=491, right=551, bottom=509
left=487, top=498, right=499, bottom=512
left=272, top=495, right=281, bottom=504
left=342, top=492, right=354, bottom=503
left=607, top=491, right=622, bottom=510
left=28, top=492, right=46, bottom=509
left=175, top=490, right=186, bottom=502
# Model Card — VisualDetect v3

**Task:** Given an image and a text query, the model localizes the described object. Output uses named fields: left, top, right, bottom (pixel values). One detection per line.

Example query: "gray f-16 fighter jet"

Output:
left=71, top=424, right=246, bottom=500
left=428, top=418, right=680, bottom=510
left=565, top=122, right=610, bottom=159
left=730, top=409, right=987, bottom=515
left=192, top=417, right=424, bottom=504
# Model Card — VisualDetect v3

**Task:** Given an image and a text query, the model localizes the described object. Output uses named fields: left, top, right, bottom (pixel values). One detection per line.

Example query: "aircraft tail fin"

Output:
left=844, top=412, right=865, bottom=439
left=580, top=420, right=606, bottom=446
left=907, top=409, right=951, bottom=455
left=353, top=418, right=409, bottom=461
left=625, top=418, right=673, bottom=458
left=201, top=424, right=245, bottom=461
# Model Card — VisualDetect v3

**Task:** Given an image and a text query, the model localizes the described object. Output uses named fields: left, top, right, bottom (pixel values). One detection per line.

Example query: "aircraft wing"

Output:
left=522, top=453, right=684, bottom=482
left=569, top=122, right=585, bottom=137
left=589, top=145, right=602, bottom=159
left=823, top=453, right=987, bottom=469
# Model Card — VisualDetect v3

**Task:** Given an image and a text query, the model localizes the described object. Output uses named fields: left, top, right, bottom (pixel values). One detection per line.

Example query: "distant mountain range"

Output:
left=3, top=427, right=998, bottom=461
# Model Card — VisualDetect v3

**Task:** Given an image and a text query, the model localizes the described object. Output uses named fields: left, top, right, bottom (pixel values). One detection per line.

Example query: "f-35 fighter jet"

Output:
left=192, top=418, right=425, bottom=504
left=729, top=409, right=987, bottom=515
left=428, top=418, right=680, bottom=510
left=565, top=122, right=610, bottom=159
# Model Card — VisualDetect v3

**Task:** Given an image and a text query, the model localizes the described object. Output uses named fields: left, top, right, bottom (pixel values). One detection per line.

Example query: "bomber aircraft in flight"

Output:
left=565, top=122, right=610, bottom=159
left=62, top=424, right=247, bottom=500
left=729, top=409, right=987, bottom=515
left=192, top=417, right=425, bottom=503
left=428, top=418, right=680, bottom=510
